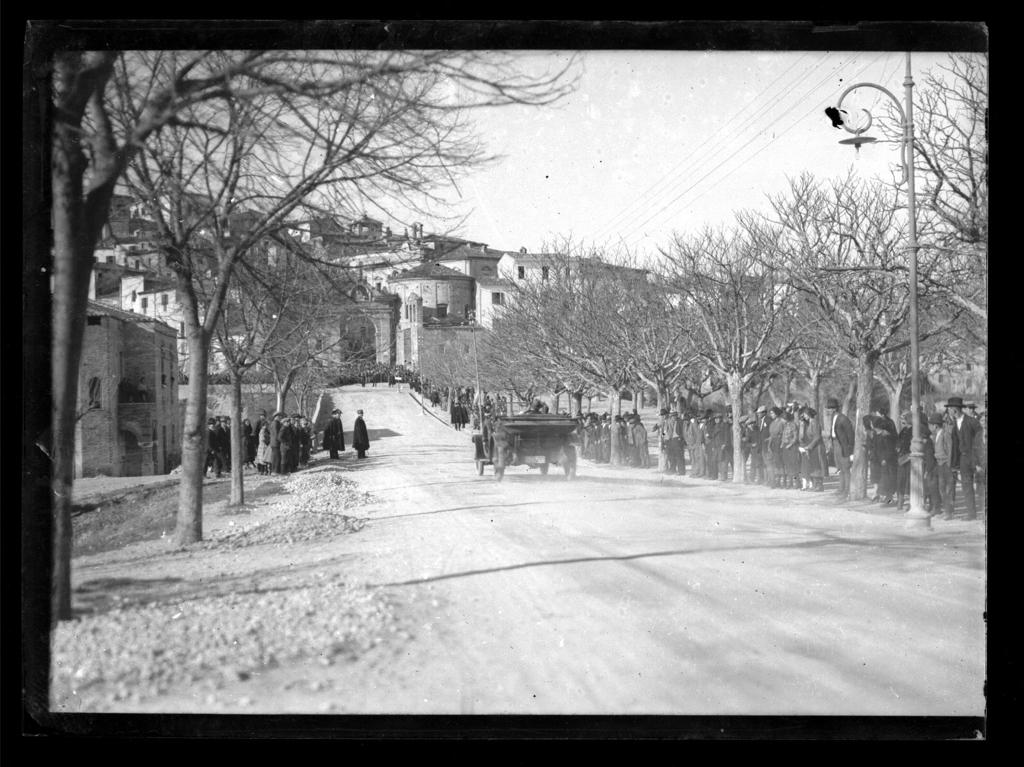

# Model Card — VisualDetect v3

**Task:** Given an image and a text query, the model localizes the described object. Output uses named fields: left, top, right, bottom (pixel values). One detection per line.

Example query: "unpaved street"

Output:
left=61, top=386, right=986, bottom=716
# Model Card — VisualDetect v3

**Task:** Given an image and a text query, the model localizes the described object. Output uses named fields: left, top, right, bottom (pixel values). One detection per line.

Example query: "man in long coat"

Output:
left=323, top=409, right=346, bottom=459
left=278, top=416, right=297, bottom=474
left=824, top=398, right=855, bottom=502
left=946, top=396, right=982, bottom=520
left=353, top=409, right=370, bottom=459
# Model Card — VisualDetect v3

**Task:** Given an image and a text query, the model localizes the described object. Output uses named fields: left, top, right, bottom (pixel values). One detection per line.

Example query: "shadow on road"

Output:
left=372, top=528, right=984, bottom=589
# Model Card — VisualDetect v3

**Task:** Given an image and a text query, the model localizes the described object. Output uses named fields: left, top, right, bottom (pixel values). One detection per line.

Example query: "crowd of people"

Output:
left=204, top=411, right=316, bottom=478
left=205, top=405, right=374, bottom=478
left=569, top=395, right=986, bottom=520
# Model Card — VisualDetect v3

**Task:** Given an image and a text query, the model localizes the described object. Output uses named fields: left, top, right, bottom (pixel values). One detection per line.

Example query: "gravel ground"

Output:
left=51, top=466, right=393, bottom=711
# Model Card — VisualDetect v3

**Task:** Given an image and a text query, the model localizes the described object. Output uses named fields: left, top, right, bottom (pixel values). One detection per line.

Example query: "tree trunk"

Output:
left=727, top=372, right=745, bottom=483
left=175, top=328, right=211, bottom=546
left=850, top=352, right=877, bottom=501
left=842, top=377, right=857, bottom=419
left=51, top=138, right=99, bottom=622
left=553, top=391, right=561, bottom=414
left=810, top=370, right=823, bottom=434
left=229, top=371, right=244, bottom=507
left=573, top=390, right=583, bottom=418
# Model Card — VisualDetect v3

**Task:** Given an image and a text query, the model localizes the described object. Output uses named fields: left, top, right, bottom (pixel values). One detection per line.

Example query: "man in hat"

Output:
left=672, top=410, right=687, bottom=475
left=931, top=411, right=954, bottom=519
left=323, top=408, right=346, bottom=459
left=218, top=416, right=232, bottom=472
left=205, top=417, right=224, bottom=478
left=824, top=398, right=855, bottom=501
left=297, top=415, right=312, bottom=467
left=278, top=415, right=296, bottom=474
left=945, top=396, right=982, bottom=520
left=657, top=408, right=682, bottom=474
left=353, top=409, right=370, bottom=459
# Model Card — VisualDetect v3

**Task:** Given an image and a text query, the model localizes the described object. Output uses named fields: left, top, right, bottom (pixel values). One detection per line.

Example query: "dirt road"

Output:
left=61, top=386, right=986, bottom=717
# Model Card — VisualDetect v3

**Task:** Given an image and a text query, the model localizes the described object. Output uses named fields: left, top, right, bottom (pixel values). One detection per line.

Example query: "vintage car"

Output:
left=473, top=413, right=578, bottom=480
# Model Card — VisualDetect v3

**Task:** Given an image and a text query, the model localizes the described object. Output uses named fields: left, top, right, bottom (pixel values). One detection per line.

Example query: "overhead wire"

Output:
left=612, top=52, right=887, bottom=251
left=637, top=51, right=890, bottom=241
left=590, top=51, right=820, bottom=243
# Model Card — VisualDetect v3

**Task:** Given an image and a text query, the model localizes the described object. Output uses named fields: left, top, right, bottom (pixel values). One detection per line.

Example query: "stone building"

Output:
left=388, top=261, right=476, bottom=367
left=77, top=300, right=181, bottom=477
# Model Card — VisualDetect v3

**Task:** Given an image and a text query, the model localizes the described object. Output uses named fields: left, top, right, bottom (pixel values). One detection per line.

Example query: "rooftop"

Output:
left=389, top=262, right=473, bottom=281
left=86, top=300, right=175, bottom=334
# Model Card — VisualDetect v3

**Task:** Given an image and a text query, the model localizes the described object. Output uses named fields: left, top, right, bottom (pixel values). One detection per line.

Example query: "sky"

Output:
left=391, top=48, right=978, bottom=259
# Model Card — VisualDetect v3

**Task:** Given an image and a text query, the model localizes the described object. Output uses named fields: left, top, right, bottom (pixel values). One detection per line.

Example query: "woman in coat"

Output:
left=256, top=421, right=272, bottom=475
left=799, top=408, right=826, bottom=491
left=630, top=416, right=649, bottom=468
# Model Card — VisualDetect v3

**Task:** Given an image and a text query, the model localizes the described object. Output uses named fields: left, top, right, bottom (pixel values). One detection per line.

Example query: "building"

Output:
left=387, top=261, right=476, bottom=367
left=77, top=300, right=181, bottom=477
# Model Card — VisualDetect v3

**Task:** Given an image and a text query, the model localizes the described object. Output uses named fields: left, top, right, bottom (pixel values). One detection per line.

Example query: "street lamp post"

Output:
left=831, top=52, right=929, bottom=529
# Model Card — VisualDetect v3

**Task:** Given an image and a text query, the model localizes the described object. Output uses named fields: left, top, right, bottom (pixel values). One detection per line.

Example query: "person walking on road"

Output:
left=323, top=409, right=346, bottom=459
left=353, top=409, right=370, bottom=459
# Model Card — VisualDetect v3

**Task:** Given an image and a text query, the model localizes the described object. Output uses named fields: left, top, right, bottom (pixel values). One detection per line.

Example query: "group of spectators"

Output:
left=204, top=411, right=316, bottom=478
left=569, top=394, right=986, bottom=520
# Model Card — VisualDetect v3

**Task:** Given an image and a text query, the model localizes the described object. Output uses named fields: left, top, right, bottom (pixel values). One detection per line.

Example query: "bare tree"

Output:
left=43, top=42, right=578, bottom=619
left=759, top=172, right=958, bottom=499
left=659, top=222, right=800, bottom=481
left=880, top=53, right=988, bottom=328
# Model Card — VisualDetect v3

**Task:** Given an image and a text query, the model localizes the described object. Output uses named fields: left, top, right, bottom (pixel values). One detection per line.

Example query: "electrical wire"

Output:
left=612, top=52, right=886, bottom=251
left=591, top=51, right=825, bottom=243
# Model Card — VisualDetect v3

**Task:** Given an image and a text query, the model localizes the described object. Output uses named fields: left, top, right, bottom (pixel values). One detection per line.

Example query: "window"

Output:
left=135, top=260, right=141, bottom=269
left=517, top=266, right=525, bottom=280
left=141, top=297, right=148, bottom=311
left=161, top=293, right=169, bottom=307
left=542, top=266, right=549, bottom=281
left=87, top=316, right=102, bottom=326
left=106, top=256, right=115, bottom=263
left=179, top=322, right=185, bottom=336
left=87, top=377, right=102, bottom=409
left=491, top=292, right=504, bottom=305
left=131, top=290, right=137, bottom=302
left=436, top=304, right=448, bottom=319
